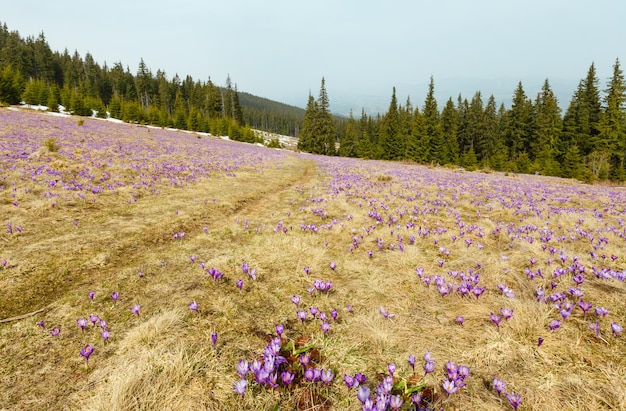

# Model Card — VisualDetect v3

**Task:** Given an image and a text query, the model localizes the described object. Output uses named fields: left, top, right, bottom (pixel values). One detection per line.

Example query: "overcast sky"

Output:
left=2, top=0, right=625, bottom=114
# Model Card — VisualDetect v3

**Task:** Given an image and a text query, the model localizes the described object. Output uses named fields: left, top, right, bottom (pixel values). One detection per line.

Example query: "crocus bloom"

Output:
left=321, top=369, right=334, bottom=385
left=408, top=354, right=416, bottom=371
left=50, top=328, right=60, bottom=337
left=500, top=307, right=513, bottom=320
left=236, top=279, right=243, bottom=290
left=130, top=304, right=141, bottom=316
left=99, top=319, right=108, bottom=329
left=493, top=377, right=506, bottom=395
left=549, top=319, right=561, bottom=331
left=275, top=323, right=284, bottom=336
left=423, top=361, right=435, bottom=374
left=281, top=371, right=295, bottom=386
left=456, top=315, right=465, bottom=325
left=110, top=292, right=119, bottom=303
left=506, top=392, right=522, bottom=410
left=595, top=306, right=609, bottom=317
left=344, top=374, right=356, bottom=388
left=490, top=313, right=502, bottom=328
left=76, top=318, right=88, bottom=331
left=37, top=320, right=45, bottom=328
left=89, top=314, right=99, bottom=325
left=234, top=379, right=247, bottom=397
left=354, top=372, right=367, bottom=385
left=237, top=360, right=248, bottom=377
left=611, top=322, right=623, bottom=336
left=387, top=363, right=396, bottom=376
left=442, top=379, right=458, bottom=395
left=321, top=322, right=330, bottom=334
left=100, top=329, right=110, bottom=342
left=189, top=301, right=198, bottom=312
left=357, top=385, right=371, bottom=404
left=304, top=266, right=311, bottom=275
left=329, top=262, right=336, bottom=270
left=211, top=332, right=218, bottom=348
left=297, top=310, right=308, bottom=323
left=389, top=395, right=403, bottom=410
left=80, top=344, right=94, bottom=365
left=88, top=291, right=95, bottom=300
left=538, top=337, right=544, bottom=346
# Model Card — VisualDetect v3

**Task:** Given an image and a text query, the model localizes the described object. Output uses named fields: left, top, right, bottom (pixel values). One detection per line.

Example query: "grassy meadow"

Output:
left=1, top=108, right=625, bottom=410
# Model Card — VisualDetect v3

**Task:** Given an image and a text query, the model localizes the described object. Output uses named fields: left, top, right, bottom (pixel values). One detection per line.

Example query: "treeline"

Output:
left=0, top=22, right=300, bottom=141
left=300, top=62, right=626, bottom=182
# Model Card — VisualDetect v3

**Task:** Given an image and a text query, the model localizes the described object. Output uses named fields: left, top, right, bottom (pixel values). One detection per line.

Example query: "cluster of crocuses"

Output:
left=493, top=377, right=522, bottom=410
left=233, top=327, right=335, bottom=398
left=416, top=266, right=486, bottom=299
left=309, top=279, right=333, bottom=296
left=348, top=352, right=470, bottom=411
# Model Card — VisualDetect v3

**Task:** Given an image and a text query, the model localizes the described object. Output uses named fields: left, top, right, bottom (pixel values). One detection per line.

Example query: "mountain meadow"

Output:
left=1, top=107, right=625, bottom=410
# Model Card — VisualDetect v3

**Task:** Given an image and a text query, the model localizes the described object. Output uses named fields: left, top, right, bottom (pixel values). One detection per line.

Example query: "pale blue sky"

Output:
left=2, top=0, right=625, bottom=114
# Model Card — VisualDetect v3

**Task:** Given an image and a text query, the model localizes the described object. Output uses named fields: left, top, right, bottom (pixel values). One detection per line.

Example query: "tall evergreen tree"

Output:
left=506, top=81, right=534, bottom=161
left=378, top=87, right=402, bottom=160
left=596, top=58, right=626, bottom=179
left=338, top=111, right=359, bottom=157
left=531, top=79, right=562, bottom=175
left=440, top=97, right=459, bottom=164
left=418, top=76, right=441, bottom=162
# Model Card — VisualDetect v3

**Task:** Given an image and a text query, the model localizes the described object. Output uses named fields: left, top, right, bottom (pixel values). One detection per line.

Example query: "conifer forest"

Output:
left=1, top=21, right=625, bottom=182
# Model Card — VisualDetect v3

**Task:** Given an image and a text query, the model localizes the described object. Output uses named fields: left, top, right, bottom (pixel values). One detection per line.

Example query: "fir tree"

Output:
left=378, top=87, right=402, bottom=160
left=532, top=79, right=562, bottom=176
left=440, top=97, right=459, bottom=164
left=506, top=82, right=534, bottom=159
left=596, top=58, right=626, bottom=178
left=297, top=93, right=316, bottom=152
left=338, top=111, right=359, bottom=157
left=418, top=76, right=440, bottom=162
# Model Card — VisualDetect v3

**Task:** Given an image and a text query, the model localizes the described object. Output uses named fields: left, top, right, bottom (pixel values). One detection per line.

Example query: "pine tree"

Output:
left=596, top=58, right=626, bottom=178
left=297, top=93, right=316, bottom=152
left=440, top=97, right=459, bottom=164
left=531, top=79, right=562, bottom=176
left=378, top=87, right=402, bottom=160
left=419, top=76, right=441, bottom=162
left=506, top=82, right=534, bottom=159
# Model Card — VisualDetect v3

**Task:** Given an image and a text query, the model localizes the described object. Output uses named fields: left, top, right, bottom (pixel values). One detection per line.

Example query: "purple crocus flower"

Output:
left=211, top=332, right=218, bottom=348
left=275, top=324, right=284, bottom=337
left=538, top=337, right=544, bottom=346
left=423, top=360, right=435, bottom=374
left=297, top=310, right=308, bottom=324
left=506, top=392, right=522, bottom=410
left=589, top=321, right=601, bottom=337
left=320, top=322, right=330, bottom=334
left=493, top=377, right=506, bottom=395
left=490, top=312, right=502, bottom=328
left=233, top=379, right=247, bottom=398
left=456, top=315, right=465, bottom=325
left=130, top=303, right=141, bottom=316
left=50, top=327, right=60, bottom=337
left=611, top=322, right=623, bottom=336
left=89, top=314, right=99, bottom=326
left=321, top=369, right=334, bottom=385
left=442, top=379, right=458, bottom=395
left=236, top=279, right=243, bottom=290
left=241, top=262, right=249, bottom=274
left=387, top=363, right=396, bottom=376
left=281, top=371, right=295, bottom=386
left=110, top=291, right=119, bottom=304
left=99, top=319, right=108, bottom=329
left=354, top=372, right=367, bottom=385
left=344, top=374, right=356, bottom=388
left=76, top=317, right=88, bottom=331
left=88, top=291, right=96, bottom=300
left=189, top=301, right=198, bottom=312
left=80, top=343, right=94, bottom=366
left=237, top=360, right=249, bottom=377
left=189, top=255, right=196, bottom=263
left=291, top=295, right=301, bottom=306
left=389, top=395, right=403, bottom=410
left=100, top=329, right=110, bottom=342
left=408, top=354, right=416, bottom=371
left=357, top=385, right=371, bottom=404
left=37, top=320, right=45, bottom=328
left=549, top=319, right=561, bottom=331
left=329, top=261, right=336, bottom=271
left=595, top=306, right=609, bottom=317
left=500, top=307, right=513, bottom=320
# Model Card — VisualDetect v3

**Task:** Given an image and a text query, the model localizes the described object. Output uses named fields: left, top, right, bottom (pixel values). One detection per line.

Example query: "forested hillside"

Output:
left=1, top=21, right=625, bottom=182
left=0, top=22, right=302, bottom=141
left=299, top=66, right=626, bottom=182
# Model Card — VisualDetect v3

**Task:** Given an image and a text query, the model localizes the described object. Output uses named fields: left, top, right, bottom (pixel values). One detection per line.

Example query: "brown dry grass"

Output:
left=1, top=108, right=625, bottom=410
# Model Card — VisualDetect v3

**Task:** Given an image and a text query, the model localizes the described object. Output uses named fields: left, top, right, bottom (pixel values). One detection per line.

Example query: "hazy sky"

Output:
left=2, top=0, right=625, bottom=114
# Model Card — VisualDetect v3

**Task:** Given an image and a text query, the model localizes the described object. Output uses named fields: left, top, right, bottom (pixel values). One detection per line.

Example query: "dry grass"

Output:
left=1, top=108, right=626, bottom=410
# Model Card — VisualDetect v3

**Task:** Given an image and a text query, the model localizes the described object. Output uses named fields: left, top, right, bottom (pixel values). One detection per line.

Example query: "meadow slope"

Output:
left=1, top=108, right=625, bottom=411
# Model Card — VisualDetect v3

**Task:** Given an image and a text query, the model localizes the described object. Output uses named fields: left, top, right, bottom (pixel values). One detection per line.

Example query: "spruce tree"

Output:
left=338, top=112, right=359, bottom=157
left=297, top=93, right=317, bottom=152
left=506, top=82, right=534, bottom=159
left=378, top=87, right=402, bottom=160
left=532, top=79, right=562, bottom=176
left=440, top=98, right=459, bottom=164
left=596, top=58, right=626, bottom=178
left=419, top=76, right=441, bottom=162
